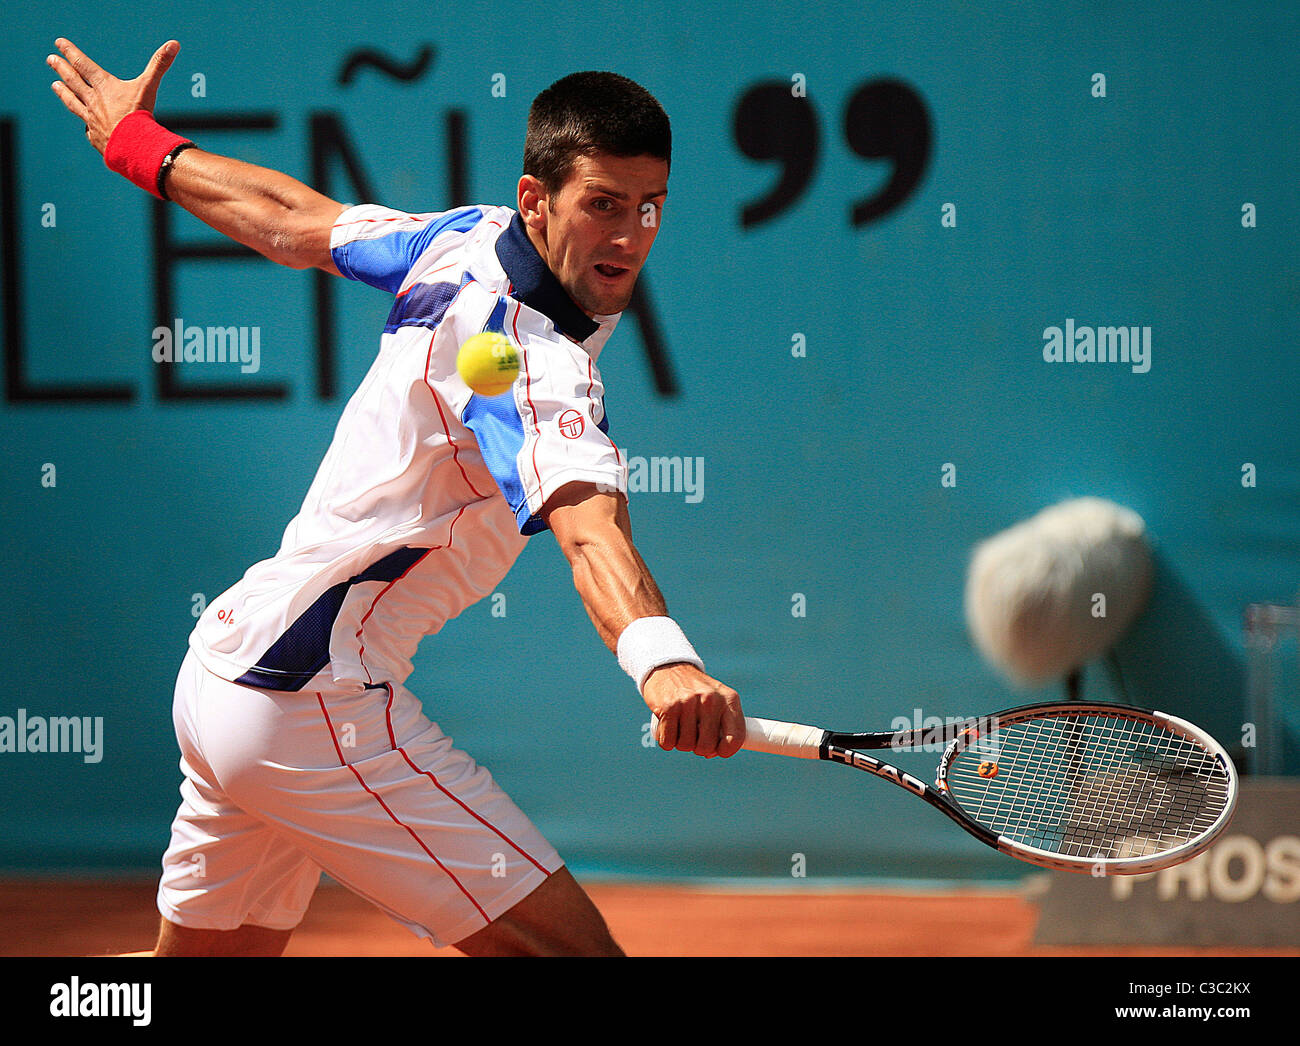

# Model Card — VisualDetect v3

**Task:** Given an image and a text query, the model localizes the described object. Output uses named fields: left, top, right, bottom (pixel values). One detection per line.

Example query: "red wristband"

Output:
left=103, top=110, right=193, bottom=200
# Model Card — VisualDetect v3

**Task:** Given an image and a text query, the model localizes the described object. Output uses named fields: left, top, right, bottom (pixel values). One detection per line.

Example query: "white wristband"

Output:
left=616, top=616, right=704, bottom=692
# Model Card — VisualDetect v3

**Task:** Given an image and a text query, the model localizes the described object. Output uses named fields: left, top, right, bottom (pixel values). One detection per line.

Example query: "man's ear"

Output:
left=517, top=174, right=549, bottom=232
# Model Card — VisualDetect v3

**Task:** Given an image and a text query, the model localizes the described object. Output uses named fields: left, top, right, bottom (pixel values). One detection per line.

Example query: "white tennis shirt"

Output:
left=190, top=204, right=628, bottom=692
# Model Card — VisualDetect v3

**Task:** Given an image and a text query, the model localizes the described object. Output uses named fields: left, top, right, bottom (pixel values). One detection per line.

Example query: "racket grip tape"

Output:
left=741, top=717, right=826, bottom=759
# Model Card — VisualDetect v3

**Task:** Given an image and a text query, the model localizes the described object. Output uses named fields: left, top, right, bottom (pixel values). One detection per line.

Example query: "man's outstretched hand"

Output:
left=47, top=38, right=179, bottom=154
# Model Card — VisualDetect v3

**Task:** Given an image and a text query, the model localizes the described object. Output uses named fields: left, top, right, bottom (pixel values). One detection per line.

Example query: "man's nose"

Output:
left=613, top=217, right=650, bottom=253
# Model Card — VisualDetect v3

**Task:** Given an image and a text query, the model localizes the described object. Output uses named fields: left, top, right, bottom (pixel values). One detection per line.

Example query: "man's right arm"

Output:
left=543, top=482, right=745, bottom=759
left=48, top=37, right=345, bottom=274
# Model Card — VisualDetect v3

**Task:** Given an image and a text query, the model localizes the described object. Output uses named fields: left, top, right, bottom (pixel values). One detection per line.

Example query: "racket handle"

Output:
left=647, top=715, right=825, bottom=758
left=742, top=717, right=826, bottom=759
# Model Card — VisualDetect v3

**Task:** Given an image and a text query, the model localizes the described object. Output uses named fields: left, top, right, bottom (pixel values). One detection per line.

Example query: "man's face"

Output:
left=520, top=152, right=669, bottom=318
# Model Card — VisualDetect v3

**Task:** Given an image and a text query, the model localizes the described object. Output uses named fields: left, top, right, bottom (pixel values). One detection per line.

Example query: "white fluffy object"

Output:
left=964, top=498, right=1153, bottom=686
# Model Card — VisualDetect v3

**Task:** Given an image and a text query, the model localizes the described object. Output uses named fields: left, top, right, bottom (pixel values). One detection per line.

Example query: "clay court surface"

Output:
left=2, top=878, right=1294, bottom=957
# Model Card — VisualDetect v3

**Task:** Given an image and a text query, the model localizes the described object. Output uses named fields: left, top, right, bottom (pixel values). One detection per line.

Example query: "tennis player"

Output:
left=48, top=37, right=745, bottom=957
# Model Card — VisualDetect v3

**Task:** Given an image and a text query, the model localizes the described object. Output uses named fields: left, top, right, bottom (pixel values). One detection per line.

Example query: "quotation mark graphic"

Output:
left=732, top=78, right=931, bottom=228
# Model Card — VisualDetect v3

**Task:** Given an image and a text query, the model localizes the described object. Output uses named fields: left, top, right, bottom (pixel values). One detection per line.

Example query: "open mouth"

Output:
left=594, top=263, right=630, bottom=280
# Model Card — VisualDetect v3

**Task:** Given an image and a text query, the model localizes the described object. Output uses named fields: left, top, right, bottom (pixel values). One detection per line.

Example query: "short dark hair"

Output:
left=523, top=72, right=671, bottom=194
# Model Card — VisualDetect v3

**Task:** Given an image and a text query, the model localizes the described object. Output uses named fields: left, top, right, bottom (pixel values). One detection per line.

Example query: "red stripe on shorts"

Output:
left=382, top=682, right=550, bottom=876
left=316, top=691, right=490, bottom=925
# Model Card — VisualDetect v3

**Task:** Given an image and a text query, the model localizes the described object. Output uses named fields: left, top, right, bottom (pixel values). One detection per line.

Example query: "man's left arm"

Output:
left=544, top=482, right=745, bottom=759
left=48, top=38, right=345, bottom=273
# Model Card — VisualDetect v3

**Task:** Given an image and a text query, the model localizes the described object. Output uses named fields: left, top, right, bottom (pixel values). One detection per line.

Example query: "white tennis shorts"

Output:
left=157, top=648, right=562, bottom=947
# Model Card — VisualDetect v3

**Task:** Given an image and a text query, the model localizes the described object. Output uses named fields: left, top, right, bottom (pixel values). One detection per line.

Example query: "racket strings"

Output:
left=946, top=713, right=1232, bottom=861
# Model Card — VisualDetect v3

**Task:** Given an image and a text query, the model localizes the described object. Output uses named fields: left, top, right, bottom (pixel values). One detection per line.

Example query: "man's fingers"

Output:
left=693, top=704, right=721, bottom=758
left=672, top=706, right=698, bottom=754
left=654, top=712, right=675, bottom=752
left=141, top=40, right=180, bottom=88
left=644, top=669, right=744, bottom=758
left=47, top=54, right=90, bottom=103
left=54, top=38, right=108, bottom=88
left=49, top=80, right=90, bottom=124
left=696, top=695, right=744, bottom=758
left=717, top=705, right=746, bottom=758
left=136, top=40, right=180, bottom=113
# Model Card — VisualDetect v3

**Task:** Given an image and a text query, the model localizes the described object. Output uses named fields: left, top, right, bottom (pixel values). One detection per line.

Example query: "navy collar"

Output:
left=495, top=213, right=600, bottom=343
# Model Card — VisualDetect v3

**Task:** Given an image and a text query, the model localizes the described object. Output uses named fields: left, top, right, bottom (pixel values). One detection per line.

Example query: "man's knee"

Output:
left=456, top=868, right=622, bottom=957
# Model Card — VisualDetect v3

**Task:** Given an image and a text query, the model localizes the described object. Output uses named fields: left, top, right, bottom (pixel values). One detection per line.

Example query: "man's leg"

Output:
left=153, top=869, right=618, bottom=957
left=455, top=867, right=622, bottom=956
left=237, top=679, right=594, bottom=954
left=152, top=917, right=293, bottom=957
left=166, top=658, right=604, bottom=954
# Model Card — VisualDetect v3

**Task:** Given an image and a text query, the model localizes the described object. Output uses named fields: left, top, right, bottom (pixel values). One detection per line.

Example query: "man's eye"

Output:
left=592, top=198, right=616, bottom=212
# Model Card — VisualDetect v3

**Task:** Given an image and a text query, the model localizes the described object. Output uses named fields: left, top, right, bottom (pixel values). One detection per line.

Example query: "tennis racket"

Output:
left=662, top=701, right=1238, bottom=875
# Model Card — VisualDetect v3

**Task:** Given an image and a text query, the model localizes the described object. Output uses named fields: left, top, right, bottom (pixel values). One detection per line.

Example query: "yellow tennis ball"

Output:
left=457, top=332, right=519, bottom=396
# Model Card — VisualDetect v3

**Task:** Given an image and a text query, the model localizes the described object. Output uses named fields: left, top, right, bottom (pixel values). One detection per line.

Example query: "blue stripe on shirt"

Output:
left=384, top=273, right=473, bottom=334
left=333, top=206, right=484, bottom=294
left=235, top=546, right=431, bottom=691
left=462, top=297, right=534, bottom=530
